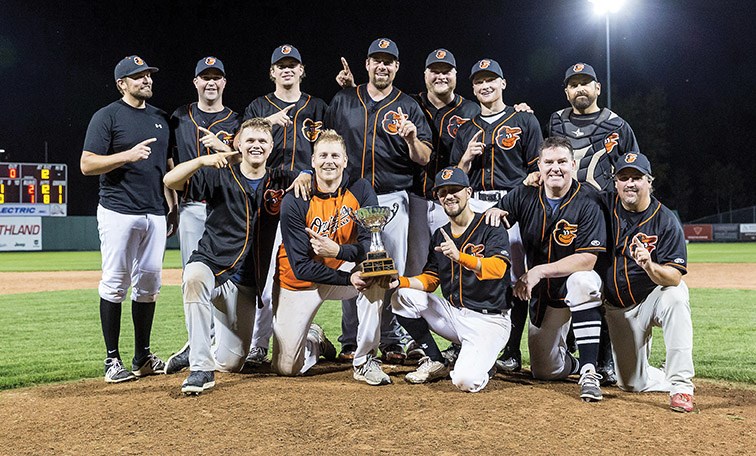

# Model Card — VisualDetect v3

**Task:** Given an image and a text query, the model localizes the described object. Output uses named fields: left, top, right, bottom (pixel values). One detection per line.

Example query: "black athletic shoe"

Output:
left=181, top=370, right=215, bottom=395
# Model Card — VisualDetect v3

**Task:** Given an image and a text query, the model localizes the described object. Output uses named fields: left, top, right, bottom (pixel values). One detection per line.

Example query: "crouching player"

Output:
left=389, top=167, right=512, bottom=392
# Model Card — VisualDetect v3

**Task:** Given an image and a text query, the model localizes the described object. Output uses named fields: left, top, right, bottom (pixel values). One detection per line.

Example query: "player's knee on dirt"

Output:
left=215, top=348, right=246, bottom=373
left=131, top=269, right=161, bottom=302
left=451, top=369, right=488, bottom=393
left=565, top=271, right=602, bottom=310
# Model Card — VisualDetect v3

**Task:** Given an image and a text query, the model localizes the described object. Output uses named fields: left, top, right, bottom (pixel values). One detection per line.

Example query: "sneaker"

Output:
left=307, top=324, right=337, bottom=361
left=597, top=357, right=617, bottom=386
left=441, top=343, right=461, bottom=365
left=670, top=393, right=694, bottom=413
left=181, top=370, right=215, bottom=395
left=578, top=370, right=603, bottom=402
left=245, top=346, right=269, bottom=365
left=104, top=358, right=136, bottom=383
left=353, top=356, right=391, bottom=386
left=338, top=345, right=356, bottom=363
left=495, top=347, right=522, bottom=373
left=165, top=341, right=190, bottom=375
left=405, top=340, right=426, bottom=363
left=405, top=356, right=449, bottom=384
left=380, top=344, right=406, bottom=365
left=132, top=353, right=166, bottom=377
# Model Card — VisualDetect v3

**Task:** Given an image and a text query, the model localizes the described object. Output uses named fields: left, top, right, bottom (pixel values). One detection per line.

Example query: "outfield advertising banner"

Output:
left=0, top=216, right=42, bottom=251
left=683, top=224, right=713, bottom=241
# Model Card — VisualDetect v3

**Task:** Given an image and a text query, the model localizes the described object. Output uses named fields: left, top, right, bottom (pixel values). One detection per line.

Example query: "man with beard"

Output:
left=81, top=55, right=176, bottom=383
left=325, top=38, right=433, bottom=364
left=548, top=62, right=641, bottom=385
left=386, top=166, right=512, bottom=392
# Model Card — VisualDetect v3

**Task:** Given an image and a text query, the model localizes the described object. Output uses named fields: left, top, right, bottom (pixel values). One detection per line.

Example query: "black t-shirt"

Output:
left=83, top=100, right=171, bottom=215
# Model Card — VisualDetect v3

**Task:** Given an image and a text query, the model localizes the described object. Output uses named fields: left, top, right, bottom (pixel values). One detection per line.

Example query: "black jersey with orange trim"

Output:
left=278, top=174, right=378, bottom=290
left=170, top=103, right=241, bottom=165
left=411, top=92, right=480, bottom=199
left=450, top=108, right=543, bottom=192
left=243, top=93, right=328, bottom=172
left=324, top=84, right=432, bottom=194
left=496, top=180, right=606, bottom=324
left=423, top=212, right=512, bottom=313
left=600, top=192, right=687, bottom=308
left=548, top=107, right=640, bottom=191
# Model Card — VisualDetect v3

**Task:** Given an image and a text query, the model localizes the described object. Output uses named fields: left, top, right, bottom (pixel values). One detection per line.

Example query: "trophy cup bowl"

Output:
left=351, top=206, right=399, bottom=278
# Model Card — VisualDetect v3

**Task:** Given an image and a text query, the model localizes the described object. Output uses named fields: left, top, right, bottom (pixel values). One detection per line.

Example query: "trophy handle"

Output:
left=385, top=202, right=400, bottom=226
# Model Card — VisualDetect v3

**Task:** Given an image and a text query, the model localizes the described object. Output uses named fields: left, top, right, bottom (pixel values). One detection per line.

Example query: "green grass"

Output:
left=687, top=242, right=756, bottom=263
left=0, top=250, right=182, bottom=272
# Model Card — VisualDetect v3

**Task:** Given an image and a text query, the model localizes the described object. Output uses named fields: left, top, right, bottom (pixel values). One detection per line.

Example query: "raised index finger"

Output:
left=469, top=130, right=483, bottom=145
left=282, top=104, right=296, bottom=113
left=439, top=228, right=453, bottom=243
left=197, top=126, right=213, bottom=136
left=139, top=137, right=158, bottom=145
left=340, top=57, right=351, bottom=72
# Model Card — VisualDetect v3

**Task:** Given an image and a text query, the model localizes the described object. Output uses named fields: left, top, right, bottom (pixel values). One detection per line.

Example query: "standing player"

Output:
left=389, top=167, right=512, bottom=392
left=325, top=38, right=433, bottom=363
left=600, top=153, right=694, bottom=412
left=487, top=137, right=607, bottom=401
left=450, top=58, right=542, bottom=372
left=162, top=118, right=309, bottom=394
left=170, top=56, right=240, bottom=267
left=273, top=129, right=389, bottom=385
left=548, top=62, right=641, bottom=384
left=81, top=55, right=174, bottom=383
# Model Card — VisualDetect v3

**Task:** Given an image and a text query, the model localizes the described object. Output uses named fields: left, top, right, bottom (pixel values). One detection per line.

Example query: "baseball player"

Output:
left=80, top=55, right=174, bottom=383
left=273, top=129, right=390, bottom=385
left=325, top=38, right=433, bottom=363
left=170, top=56, right=241, bottom=267
left=548, top=62, right=641, bottom=384
left=599, top=153, right=694, bottom=412
left=242, top=45, right=329, bottom=365
left=388, top=166, right=512, bottom=392
left=486, top=136, right=607, bottom=401
left=162, top=118, right=310, bottom=394
left=450, top=58, right=542, bottom=372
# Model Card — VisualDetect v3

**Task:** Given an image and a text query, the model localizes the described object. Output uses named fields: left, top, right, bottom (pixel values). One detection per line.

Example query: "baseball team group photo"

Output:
left=1, top=1, right=754, bottom=454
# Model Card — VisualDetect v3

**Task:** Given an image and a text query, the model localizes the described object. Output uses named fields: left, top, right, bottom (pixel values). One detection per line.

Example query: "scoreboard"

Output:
left=0, top=162, right=68, bottom=216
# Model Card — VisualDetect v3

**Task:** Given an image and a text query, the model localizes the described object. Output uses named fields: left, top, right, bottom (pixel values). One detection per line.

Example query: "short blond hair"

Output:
left=239, top=117, right=273, bottom=139
left=314, top=129, right=346, bottom=153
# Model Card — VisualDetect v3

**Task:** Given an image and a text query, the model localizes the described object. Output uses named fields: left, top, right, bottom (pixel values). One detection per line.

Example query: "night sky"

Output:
left=1, top=0, right=754, bottom=220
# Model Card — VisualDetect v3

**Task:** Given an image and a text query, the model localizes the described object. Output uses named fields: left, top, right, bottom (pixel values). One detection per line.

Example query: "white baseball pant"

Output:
left=178, top=201, right=207, bottom=267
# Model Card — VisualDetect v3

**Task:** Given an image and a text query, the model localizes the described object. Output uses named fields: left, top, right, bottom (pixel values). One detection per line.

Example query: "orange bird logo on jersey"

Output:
left=462, top=243, right=485, bottom=257
left=263, top=189, right=285, bottom=216
left=495, top=126, right=522, bottom=150
left=446, top=115, right=470, bottom=138
left=302, top=118, right=323, bottom=142
left=631, top=232, right=658, bottom=254
left=215, top=130, right=234, bottom=145
left=604, top=133, right=620, bottom=154
left=381, top=110, right=408, bottom=135
left=553, top=219, right=578, bottom=246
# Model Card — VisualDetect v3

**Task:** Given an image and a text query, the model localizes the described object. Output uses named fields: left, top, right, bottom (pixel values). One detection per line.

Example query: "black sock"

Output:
left=504, top=293, right=528, bottom=355
left=597, top=314, right=613, bottom=367
left=571, top=306, right=602, bottom=373
left=396, top=315, right=443, bottom=363
left=100, top=298, right=122, bottom=361
left=132, top=301, right=156, bottom=364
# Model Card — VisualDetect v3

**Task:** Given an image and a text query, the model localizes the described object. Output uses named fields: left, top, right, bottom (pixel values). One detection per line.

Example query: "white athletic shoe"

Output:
left=405, top=356, right=449, bottom=384
left=104, top=358, right=136, bottom=383
left=579, top=370, right=603, bottom=402
left=353, top=356, right=391, bottom=386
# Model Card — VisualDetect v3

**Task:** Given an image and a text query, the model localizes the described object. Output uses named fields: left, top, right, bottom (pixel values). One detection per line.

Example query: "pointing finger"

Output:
left=282, top=104, right=296, bottom=114
left=197, top=126, right=214, bottom=136
left=469, top=130, right=482, bottom=145
left=439, top=228, right=453, bottom=243
left=139, top=137, right=158, bottom=146
left=397, top=106, right=405, bottom=123
left=305, top=227, right=319, bottom=238
left=341, top=57, right=351, bottom=72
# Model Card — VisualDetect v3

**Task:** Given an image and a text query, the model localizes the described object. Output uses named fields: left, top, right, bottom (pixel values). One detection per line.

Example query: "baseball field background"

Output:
left=0, top=243, right=754, bottom=454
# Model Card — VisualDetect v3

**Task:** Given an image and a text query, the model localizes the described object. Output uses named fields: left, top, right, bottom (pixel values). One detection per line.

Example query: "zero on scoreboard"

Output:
left=0, top=162, right=68, bottom=216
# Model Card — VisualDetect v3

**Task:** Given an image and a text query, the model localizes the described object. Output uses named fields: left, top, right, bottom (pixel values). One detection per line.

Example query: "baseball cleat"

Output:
left=578, top=370, right=603, bottom=402
left=353, top=356, right=391, bottom=386
left=405, top=340, right=426, bottom=363
left=405, top=356, right=450, bottom=384
left=308, top=324, right=337, bottom=361
left=164, top=341, right=190, bottom=375
left=181, top=370, right=215, bottom=395
left=104, top=358, right=136, bottom=383
left=495, top=347, right=522, bottom=373
left=440, top=343, right=461, bottom=365
left=337, top=345, right=356, bottom=363
left=670, top=393, right=694, bottom=413
left=380, top=344, right=407, bottom=365
left=597, top=360, right=618, bottom=386
left=245, top=346, right=269, bottom=366
left=132, top=353, right=166, bottom=377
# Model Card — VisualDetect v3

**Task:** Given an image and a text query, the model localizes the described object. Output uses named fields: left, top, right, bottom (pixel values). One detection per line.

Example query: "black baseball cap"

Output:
left=271, top=44, right=302, bottom=64
left=469, top=58, right=504, bottom=80
left=615, top=153, right=653, bottom=176
left=433, top=167, right=470, bottom=192
left=114, top=55, right=158, bottom=81
left=368, top=38, right=399, bottom=59
left=425, top=49, right=456, bottom=68
left=195, top=56, right=225, bottom=77
left=564, top=62, right=598, bottom=86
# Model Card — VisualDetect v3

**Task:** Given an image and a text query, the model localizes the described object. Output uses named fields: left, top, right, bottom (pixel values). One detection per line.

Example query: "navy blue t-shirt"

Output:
left=83, top=100, right=171, bottom=215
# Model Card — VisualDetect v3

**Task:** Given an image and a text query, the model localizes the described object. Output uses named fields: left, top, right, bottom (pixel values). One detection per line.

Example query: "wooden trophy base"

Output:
left=361, top=252, right=398, bottom=278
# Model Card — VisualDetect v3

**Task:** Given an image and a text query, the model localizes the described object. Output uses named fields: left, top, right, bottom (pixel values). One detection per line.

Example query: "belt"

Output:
left=466, top=306, right=505, bottom=316
left=473, top=190, right=507, bottom=202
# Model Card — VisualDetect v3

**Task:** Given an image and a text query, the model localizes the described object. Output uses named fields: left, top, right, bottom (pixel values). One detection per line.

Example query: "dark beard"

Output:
left=443, top=200, right=466, bottom=218
left=572, top=95, right=593, bottom=111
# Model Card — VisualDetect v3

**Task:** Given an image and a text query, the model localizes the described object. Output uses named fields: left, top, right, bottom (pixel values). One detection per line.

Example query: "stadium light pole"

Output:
left=589, top=0, right=625, bottom=110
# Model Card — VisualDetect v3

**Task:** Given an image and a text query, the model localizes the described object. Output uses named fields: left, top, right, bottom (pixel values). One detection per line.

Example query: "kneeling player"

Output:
left=272, top=130, right=390, bottom=386
left=389, top=167, right=512, bottom=392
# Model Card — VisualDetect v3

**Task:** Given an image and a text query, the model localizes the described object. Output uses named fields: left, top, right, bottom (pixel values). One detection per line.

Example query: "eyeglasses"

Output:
left=436, top=185, right=466, bottom=198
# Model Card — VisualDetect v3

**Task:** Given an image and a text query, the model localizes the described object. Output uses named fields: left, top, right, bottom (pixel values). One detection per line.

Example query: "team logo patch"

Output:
left=446, top=115, right=470, bottom=138
left=624, top=153, right=637, bottom=164
left=673, top=258, right=685, bottom=264
left=378, top=39, right=391, bottom=49
left=590, top=239, right=601, bottom=247
left=479, top=59, right=491, bottom=69
left=573, top=63, right=585, bottom=72
left=281, top=45, right=292, bottom=55
left=632, top=232, right=658, bottom=254
left=133, top=56, right=144, bottom=65
left=302, top=118, right=323, bottom=142
left=553, top=219, right=578, bottom=246
left=215, top=130, right=234, bottom=145
left=263, top=189, right=285, bottom=216
left=462, top=243, right=485, bottom=258
left=205, top=57, right=216, bottom=65
left=435, top=49, right=446, bottom=59
left=495, top=125, right=522, bottom=150
left=381, top=110, right=408, bottom=135
left=441, top=169, right=455, bottom=180
left=604, top=133, right=620, bottom=153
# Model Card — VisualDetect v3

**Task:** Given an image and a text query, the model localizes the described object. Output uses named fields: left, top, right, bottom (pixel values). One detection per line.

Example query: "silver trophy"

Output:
left=351, top=206, right=398, bottom=277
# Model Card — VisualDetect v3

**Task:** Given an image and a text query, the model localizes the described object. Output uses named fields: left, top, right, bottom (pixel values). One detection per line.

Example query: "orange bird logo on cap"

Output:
left=441, top=169, right=455, bottom=180
left=573, top=63, right=585, bottom=72
left=479, top=60, right=491, bottom=69
left=133, top=56, right=144, bottom=65
left=625, top=153, right=638, bottom=163
left=495, top=125, right=522, bottom=150
left=205, top=57, right=216, bottom=65
left=554, top=219, right=579, bottom=246
left=378, top=39, right=391, bottom=49
left=604, top=132, right=620, bottom=154
left=281, top=45, right=292, bottom=54
left=435, top=50, right=446, bottom=59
